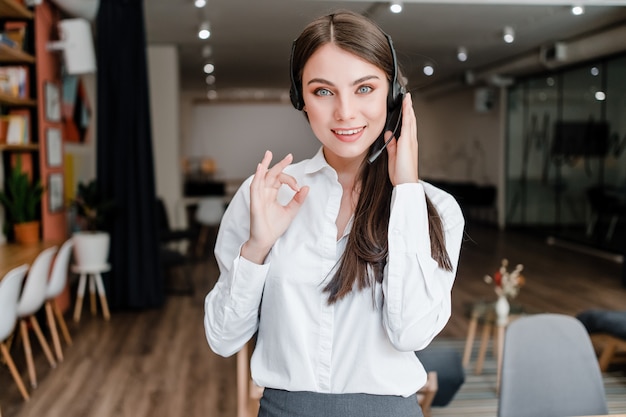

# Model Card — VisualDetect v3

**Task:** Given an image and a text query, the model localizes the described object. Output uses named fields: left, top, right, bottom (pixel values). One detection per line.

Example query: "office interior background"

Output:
left=0, top=1, right=625, bottom=416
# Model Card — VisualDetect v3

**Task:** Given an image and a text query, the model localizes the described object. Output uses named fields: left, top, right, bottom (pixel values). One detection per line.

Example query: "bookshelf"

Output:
left=0, top=42, right=35, bottom=63
left=0, top=0, right=40, bottom=243
left=0, top=0, right=32, bottom=20
left=0, top=0, right=36, bottom=148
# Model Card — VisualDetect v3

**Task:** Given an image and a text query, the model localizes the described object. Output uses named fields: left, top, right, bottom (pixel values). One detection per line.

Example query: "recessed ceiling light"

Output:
left=571, top=5, right=585, bottom=15
left=390, top=2, right=403, bottom=13
left=198, top=22, right=211, bottom=40
left=457, top=46, right=468, bottom=62
left=423, top=63, right=434, bottom=76
left=503, top=26, right=515, bottom=44
left=204, top=63, right=215, bottom=74
left=194, top=0, right=206, bottom=8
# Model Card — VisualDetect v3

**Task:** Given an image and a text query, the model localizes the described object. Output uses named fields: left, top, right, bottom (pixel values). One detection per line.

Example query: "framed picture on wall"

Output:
left=46, top=128, right=62, bottom=167
left=45, top=81, right=61, bottom=122
left=48, top=173, right=63, bottom=213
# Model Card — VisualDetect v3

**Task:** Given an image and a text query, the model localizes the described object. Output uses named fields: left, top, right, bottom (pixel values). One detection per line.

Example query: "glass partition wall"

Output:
left=505, top=54, right=626, bottom=255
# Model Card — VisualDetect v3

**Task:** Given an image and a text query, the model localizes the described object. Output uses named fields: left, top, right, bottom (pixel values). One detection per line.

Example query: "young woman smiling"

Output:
left=204, top=10, right=465, bottom=417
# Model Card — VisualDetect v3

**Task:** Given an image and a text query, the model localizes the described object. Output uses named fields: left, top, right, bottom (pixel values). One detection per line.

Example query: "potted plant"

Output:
left=71, top=179, right=114, bottom=267
left=0, top=156, right=43, bottom=244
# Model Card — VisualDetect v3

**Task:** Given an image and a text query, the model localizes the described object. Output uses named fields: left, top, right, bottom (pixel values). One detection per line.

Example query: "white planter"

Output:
left=73, top=231, right=110, bottom=268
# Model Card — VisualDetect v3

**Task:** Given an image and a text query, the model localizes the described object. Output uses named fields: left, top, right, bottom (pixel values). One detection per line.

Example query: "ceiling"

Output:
left=143, top=0, right=626, bottom=98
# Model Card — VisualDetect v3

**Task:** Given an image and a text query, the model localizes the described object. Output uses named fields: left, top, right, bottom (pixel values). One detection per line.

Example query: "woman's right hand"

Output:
left=241, top=150, right=309, bottom=264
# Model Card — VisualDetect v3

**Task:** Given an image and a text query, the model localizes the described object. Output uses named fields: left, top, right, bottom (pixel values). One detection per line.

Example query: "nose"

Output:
left=333, top=94, right=356, bottom=121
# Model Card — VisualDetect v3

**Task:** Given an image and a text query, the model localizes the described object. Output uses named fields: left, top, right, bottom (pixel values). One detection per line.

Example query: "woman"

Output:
left=204, top=10, right=465, bottom=417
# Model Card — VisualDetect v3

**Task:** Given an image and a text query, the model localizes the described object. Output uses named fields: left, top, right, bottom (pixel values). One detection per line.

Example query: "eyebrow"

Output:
left=306, top=75, right=381, bottom=86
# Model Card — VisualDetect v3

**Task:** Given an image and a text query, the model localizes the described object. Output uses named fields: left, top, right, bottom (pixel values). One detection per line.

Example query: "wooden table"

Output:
left=0, top=240, right=61, bottom=279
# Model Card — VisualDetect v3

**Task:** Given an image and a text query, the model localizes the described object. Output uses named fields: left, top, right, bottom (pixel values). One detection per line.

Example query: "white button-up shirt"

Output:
left=204, top=148, right=465, bottom=397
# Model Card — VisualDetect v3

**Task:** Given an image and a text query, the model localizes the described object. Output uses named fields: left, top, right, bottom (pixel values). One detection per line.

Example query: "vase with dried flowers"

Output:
left=484, top=259, right=525, bottom=325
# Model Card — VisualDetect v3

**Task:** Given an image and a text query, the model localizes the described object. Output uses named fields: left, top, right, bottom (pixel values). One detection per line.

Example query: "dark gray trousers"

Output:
left=258, top=388, right=424, bottom=417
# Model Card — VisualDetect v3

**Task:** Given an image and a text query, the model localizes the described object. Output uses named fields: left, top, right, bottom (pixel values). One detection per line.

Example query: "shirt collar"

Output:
left=304, top=147, right=332, bottom=175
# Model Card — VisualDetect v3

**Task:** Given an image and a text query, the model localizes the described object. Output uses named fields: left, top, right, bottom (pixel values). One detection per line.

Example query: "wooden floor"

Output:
left=1, top=224, right=625, bottom=417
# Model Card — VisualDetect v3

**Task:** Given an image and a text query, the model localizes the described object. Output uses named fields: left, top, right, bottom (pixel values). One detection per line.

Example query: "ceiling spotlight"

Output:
left=206, top=75, right=216, bottom=85
left=207, top=89, right=218, bottom=100
left=423, top=63, right=434, bottom=76
left=503, top=26, right=515, bottom=44
left=457, top=46, right=468, bottom=62
left=595, top=91, right=606, bottom=101
left=389, top=1, right=403, bottom=13
left=203, top=63, right=215, bottom=74
left=194, top=0, right=206, bottom=8
left=198, top=22, right=211, bottom=40
left=571, top=5, right=585, bottom=15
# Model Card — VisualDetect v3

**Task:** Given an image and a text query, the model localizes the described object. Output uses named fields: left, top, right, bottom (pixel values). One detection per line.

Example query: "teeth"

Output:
left=334, top=128, right=363, bottom=135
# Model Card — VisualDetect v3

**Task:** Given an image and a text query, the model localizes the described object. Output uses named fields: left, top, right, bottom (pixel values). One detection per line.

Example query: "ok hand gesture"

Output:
left=241, top=151, right=309, bottom=264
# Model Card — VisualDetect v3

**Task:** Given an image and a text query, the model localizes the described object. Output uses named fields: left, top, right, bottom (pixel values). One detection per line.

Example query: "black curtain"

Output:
left=96, top=0, right=163, bottom=309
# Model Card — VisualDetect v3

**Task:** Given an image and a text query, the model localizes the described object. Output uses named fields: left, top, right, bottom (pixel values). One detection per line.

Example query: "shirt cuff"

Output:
left=389, top=182, right=427, bottom=254
left=229, top=255, right=269, bottom=310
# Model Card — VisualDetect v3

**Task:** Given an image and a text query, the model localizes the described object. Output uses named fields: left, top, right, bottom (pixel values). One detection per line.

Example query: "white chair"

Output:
left=16, top=246, right=58, bottom=388
left=45, top=238, right=74, bottom=362
left=195, top=196, right=225, bottom=257
left=498, top=313, right=608, bottom=417
left=0, top=264, right=30, bottom=402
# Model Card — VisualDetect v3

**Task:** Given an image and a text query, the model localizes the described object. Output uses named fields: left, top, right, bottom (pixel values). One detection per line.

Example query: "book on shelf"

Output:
left=0, top=33, right=17, bottom=49
left=6, top=112, right=29, bottom=145
left=0, top=65, right=29, bottom=98
left=4, top=21, right=27, bottom=51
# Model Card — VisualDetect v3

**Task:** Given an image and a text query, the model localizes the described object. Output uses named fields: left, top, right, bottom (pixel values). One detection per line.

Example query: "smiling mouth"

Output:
left=332, top=127, right=364, bottom=136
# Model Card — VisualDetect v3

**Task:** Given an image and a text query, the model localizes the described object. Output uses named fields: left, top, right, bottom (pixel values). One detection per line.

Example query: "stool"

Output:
left=72, top=264, right=111, bottom=322
left=463, top=300, right=529, bottom=391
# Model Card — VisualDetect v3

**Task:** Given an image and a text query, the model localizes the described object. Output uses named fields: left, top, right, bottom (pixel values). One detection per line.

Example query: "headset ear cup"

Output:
left=290, top=86, right=303, bottom=110
left=289, top=40, right=304, bottom=111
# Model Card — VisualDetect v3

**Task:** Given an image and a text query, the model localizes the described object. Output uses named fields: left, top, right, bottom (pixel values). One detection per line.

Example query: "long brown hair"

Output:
left=292, top=10, right=452, bottom=304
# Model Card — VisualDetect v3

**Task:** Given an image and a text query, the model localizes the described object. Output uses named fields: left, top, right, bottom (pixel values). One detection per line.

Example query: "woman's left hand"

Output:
left=386, top=93, right=419, bottom=186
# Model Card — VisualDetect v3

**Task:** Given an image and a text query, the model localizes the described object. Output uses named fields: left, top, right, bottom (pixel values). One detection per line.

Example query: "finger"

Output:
left=386, top=133, right=397, bottom=161
left=400, top=93, right=415, bottom=140
left=285, top=185, right=309, bottom=211
left=276, top=172, right=300, bottom=192
left=251, top=150, right=274, bottom=191
left=259, top=150, right=273, bottom=171
left=266, top=153, right=293, bottom=183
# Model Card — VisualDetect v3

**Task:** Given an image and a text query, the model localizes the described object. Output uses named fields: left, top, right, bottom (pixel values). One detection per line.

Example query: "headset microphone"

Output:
left=367, top=102, right=403, bottom=164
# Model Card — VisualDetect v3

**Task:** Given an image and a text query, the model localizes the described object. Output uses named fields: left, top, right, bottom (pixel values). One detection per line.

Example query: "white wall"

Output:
left=414, top=88, right=501, bottom=187
left=186, top=102, right=320, bottom=180
left=180, top=88, right=503, bottom=189
left=147, top=45, right=182, bottom=226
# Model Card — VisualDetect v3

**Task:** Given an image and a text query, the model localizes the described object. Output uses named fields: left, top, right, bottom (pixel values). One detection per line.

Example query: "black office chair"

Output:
left=155, top=198, right=199, bottom=295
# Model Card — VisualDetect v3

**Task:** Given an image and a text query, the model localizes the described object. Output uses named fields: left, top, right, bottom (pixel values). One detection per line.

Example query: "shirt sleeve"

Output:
left=204, top=177, right=269, bottom=357
left=381, top=182, right=465, bottom=351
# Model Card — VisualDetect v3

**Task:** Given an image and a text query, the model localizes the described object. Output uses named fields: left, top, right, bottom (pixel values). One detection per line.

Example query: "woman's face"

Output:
left=301, top=43, right=388, bottom=167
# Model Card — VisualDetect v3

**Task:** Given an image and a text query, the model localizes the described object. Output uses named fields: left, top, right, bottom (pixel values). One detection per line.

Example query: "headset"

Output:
left=289, top=33, right=406, bottom=163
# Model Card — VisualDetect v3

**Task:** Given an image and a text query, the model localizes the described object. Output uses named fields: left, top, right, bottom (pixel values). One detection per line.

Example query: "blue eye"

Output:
left=357, top=85, right=373, bottom=94
left=314, top=88, right=332, bottom=96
